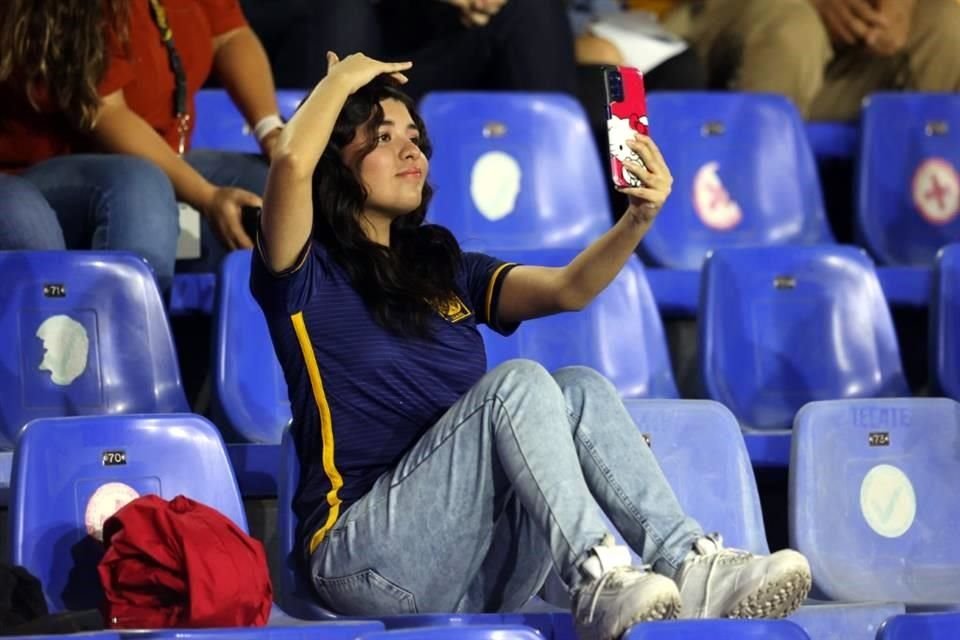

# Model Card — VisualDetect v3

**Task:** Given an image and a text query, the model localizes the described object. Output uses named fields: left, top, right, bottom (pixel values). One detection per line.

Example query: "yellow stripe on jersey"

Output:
left=291, top=311, right=344, bottom=554
left=484, top=263, right=517, bottom=327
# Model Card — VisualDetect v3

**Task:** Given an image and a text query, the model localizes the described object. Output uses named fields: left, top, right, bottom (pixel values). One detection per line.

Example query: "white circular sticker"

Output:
left=859, top=464, right=916, bottom=538
left=912, top=157, right=960, bottom=225
left=36, top=315, right=89, bottom=386
left=693, top=161, right=743, bottom=231
left=84, top=482, right=140, bottom=542
left=470, top=151, right=522, bottom=221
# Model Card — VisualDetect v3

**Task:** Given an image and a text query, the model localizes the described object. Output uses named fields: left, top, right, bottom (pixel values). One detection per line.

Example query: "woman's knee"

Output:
left=82, top=155, right=179, bottom=289
left=907, top=0, right=960, bottom=91
left=552, top=365, right=618, bottom=398
left=0, top=175, right=65, bottom=249
left=487, top=358, right=555, bottom=389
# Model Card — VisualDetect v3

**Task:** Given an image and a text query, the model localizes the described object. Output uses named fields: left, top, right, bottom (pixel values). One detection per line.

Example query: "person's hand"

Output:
left=810, top=0, right=888, bottom=46
left=325, top=52, right=412, bottom=94
left=863, top=4, right=910, bottom=57
left=619, top=135, right=672, bottom=225
left=204, top=186, right=261, bottom=250
left=441, top=0, right=508, bottom=27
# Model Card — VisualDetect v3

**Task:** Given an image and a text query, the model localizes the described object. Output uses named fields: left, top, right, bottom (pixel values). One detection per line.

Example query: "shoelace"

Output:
left=584, top=564, right=652, bottom=623
left=691, top=533, right=752, bottom=612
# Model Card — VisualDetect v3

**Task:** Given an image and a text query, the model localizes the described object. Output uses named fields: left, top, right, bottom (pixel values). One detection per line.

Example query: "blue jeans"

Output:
left=178, top=150, right=269, bottom=274
left=309, top=361, right=703, bottom=615
left=0, top=155, right=179, bottom=292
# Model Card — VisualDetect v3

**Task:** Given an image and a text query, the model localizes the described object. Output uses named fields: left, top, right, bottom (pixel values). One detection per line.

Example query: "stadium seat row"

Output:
left=7, top=396, right=959, bottom=639
left=193, top=89, right=960, bottom=269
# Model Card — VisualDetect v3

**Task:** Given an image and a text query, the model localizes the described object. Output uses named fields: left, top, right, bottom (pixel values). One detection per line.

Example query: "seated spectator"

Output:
left=658, top=0, right=960, bottom=121
left=0, top=0, right=178, bottom=291
left=255, top=52, right=813, bottom=640
left=240, top=0, right=579, bottom=101
left=0, top=0, right=285, bottom=284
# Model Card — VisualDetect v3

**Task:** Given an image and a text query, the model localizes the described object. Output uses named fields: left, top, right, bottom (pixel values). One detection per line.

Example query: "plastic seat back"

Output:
left=192, top=89, right=306, bottom=153
left=622, top=619, right=811, bottom=639
left=857, top=93, right=960, bottom=265
left=700, top=246, right=908, bottom=430
left=481, top=249, right=677, bottom=398
left=420, top=92, right=611, bottom=250
left=933, top=243, right=960, bottom=401
left=212, top=250, right=291, bottom=443
left=790, top=398, right=960, bottom=605
left=0, top=251, right=188, bottom=448
left=8, top=414, right=245, bottom=612
left=640, top=93, right=833, bottom=269
left=624, top=399, right=768, bottom=554
left=878, top=612, right=960, bottom=639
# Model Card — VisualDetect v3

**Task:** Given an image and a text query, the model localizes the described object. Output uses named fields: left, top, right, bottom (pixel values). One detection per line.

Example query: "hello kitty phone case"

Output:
left=604, top=66, right=649, bottom=189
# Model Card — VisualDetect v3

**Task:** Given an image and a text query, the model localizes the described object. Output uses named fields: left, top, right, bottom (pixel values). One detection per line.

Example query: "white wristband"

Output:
left=253, top=114, right=284, bottom=142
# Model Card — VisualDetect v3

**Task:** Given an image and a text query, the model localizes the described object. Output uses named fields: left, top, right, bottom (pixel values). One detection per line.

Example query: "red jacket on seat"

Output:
left=98, top=494, right=272, bottom=629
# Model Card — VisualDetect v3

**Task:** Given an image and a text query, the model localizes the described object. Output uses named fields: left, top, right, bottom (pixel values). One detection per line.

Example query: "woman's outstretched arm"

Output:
left=497, top=133, right=673, bottom=323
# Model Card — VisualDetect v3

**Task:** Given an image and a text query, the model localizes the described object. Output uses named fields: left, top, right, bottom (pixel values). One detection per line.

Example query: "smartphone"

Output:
left=603, top=66, right=649, bottom=189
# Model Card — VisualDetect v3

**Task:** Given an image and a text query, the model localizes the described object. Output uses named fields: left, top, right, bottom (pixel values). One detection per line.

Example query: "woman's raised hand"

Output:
left=325, top=52, right=412, bottom=95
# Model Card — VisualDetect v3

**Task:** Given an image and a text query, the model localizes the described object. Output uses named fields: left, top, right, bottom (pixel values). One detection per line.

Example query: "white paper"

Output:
left=177, top=202, right=202, bottom=260
left=588, top=10, right=688, bottom=74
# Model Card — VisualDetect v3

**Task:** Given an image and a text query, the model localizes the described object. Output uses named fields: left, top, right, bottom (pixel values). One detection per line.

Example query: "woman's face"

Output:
left=346, top=98, right=429, bottom=219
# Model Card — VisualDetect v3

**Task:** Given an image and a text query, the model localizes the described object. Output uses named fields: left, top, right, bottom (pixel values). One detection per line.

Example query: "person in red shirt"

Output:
left=0, top=0, right=283, bottom=284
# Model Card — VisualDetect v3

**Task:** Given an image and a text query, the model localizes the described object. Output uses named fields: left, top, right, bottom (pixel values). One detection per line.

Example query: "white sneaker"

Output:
left=572, top=535, right=680, bottom=640
left=675, top=533, right=811, bottom=619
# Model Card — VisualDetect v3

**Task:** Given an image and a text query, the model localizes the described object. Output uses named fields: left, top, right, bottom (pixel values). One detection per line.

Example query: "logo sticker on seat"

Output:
left=859, top=463, right=916, bottom=538
left=470, top=151, right=522, bottom=222
left=912, top=157, right=959, bottom=225
left=84, top=482, right=140, bottom=542
left=693, top=162, right=743, bottom=230
left=36, top=315, right=89, bottom=386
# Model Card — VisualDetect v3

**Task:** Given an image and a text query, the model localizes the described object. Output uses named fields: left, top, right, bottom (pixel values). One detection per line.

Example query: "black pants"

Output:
left=240, top=0, right=578, bottom=100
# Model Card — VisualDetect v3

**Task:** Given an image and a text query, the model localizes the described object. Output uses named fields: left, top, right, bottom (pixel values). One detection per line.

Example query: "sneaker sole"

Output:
left=726, top=568, right=812, bottom=619
left=577, top=594, right=681, bottom=640
left=615, top=594, right=681, bottom=639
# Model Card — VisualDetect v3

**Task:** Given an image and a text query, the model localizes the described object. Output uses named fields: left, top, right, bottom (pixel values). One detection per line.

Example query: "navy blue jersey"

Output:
left=250, top=238, right=517, bottom=559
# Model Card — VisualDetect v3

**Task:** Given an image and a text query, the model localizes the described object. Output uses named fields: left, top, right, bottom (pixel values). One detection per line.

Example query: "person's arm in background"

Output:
left=92, top=90, right=260, bottom=250
left=865, top=0, right=917, bottom=55
left=212, top=25, right=284, bottom=159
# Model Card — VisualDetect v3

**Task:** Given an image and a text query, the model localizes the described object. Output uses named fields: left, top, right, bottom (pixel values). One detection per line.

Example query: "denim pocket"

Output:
left=314, top=569, right=418, bottom=615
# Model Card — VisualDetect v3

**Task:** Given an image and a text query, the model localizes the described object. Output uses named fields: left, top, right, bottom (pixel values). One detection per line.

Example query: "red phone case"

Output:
left=605, top=66, right=649, bottom=189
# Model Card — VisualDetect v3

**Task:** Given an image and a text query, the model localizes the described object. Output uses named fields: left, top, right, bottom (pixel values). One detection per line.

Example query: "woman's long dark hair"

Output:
left=312, top=77, right=462, bottom=338
left=0, top=0, right=129, bottom=130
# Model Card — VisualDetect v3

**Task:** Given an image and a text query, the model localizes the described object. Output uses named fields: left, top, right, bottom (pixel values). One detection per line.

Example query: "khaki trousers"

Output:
left=662, top=0, right=960, bottom=120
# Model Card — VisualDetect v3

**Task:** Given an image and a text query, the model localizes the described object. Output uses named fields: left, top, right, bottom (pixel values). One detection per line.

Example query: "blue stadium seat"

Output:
left=622, top=619, right=811, bottom=639
left=877, top=612, right=960, bottom=639
left=0, top=252, right=189, bottom=449
left=192, top=89, right=306, bottom=153
left=212, top=250, right=291, bottom=443
left=5, top=635, right=120, bottom=640
left=639, top=93, right=834, bottom=270
left=481, top=250, right=678, bottom=398
left=624, top=399, right=904, bottom=640
left=8, top=414, right=246, bottom=612
left=117, top=621, right=384, bottom=639
left=419, top=92, right=611, bottom=250
left=933, top=243, right=960, bottom=401
left=700, top=246, right=908, bottom=431
left=790, top=398, right=960, bottom=606
left=856, top=93, right=960, bottom=266
left=622, top=400, right=767, bottom=554
left=357, top=627, right=542, bottom=640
